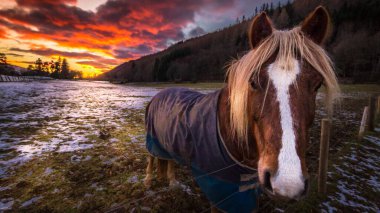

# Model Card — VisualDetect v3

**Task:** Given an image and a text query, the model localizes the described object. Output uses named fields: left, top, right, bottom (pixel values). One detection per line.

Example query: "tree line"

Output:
left=0, top=53, right=19, bottom=76
left=0, top=52, right=83, bottom=79
left=26, top=57, right=82, bottom=79
left=101, top=0, right=380, bottom=84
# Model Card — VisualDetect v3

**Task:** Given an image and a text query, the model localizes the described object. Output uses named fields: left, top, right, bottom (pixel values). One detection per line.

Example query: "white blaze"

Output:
left=267, top=59, right=304, bottom=198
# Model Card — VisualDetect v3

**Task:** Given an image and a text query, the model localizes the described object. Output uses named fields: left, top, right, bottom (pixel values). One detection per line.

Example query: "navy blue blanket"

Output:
left=145, top=88, right=259, bottom=213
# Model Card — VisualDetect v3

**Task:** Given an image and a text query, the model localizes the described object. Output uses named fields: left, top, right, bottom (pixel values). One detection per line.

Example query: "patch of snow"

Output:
left=109, top=138, right=119, bottom=143
left=0, top=198, right=14, bottom=211
left=140, top=206, right=152, bottom=212
left=368, top=175, right=380, bottom=192
left=0, top=81, right=220, bottom=179
left=127, top=175, right=139, bottom=184
left=179, top=183, right=195, bottom=195
left=84, top=193, right=92, bottom=197
left=70, top=155, right=82, bottom=163
left=144, top=190, right=155, bottom=196
left=321, top=134, right=380, bottom=212
left=90, top=182, right=104, bottom=191
left=20, top=196, right=42, bottom=208
left=103, top=156, right=121, bottom=165
left=44, top=167, right=53, bottom=175
left=321, top=200, right=337, bottom=213
left=83, top=155, right=92, bottom=161
left=0, top=186, right=11, bottom=191
left=58, top=143, right=93, bottom=153
left=364, top=135, right=380, bottom=146
left=130, top=136, right=139, bottom=143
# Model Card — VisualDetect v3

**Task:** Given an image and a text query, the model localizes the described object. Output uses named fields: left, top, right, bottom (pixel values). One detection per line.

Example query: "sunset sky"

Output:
left=0, top=0, right=280, bottom=77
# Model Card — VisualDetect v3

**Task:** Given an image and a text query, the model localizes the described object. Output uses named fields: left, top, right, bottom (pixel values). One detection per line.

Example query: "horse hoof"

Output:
left=144, top=177, right=152, bottom=188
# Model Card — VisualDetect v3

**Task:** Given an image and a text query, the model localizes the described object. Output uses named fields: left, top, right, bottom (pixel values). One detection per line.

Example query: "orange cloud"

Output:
left=0, top=0, right=238, bottom=75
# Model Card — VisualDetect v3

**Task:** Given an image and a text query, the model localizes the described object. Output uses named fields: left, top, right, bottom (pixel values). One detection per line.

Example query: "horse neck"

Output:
left=217, top=86, right=258, bottom=168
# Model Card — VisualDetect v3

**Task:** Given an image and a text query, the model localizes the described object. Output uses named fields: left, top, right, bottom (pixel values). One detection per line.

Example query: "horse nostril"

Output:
left=301, top=179, right=309, bottom=197
left=264, top=170, right=273, bottom=192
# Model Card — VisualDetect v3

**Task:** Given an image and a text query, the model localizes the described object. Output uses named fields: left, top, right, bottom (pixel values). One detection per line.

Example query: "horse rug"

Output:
left=146, top=88, right=260, bottom=213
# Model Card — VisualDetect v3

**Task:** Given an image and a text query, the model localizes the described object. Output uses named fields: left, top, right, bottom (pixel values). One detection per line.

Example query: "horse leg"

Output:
left=144, top=155, right=155, bottom=188
left=157, top=158, right=168, bottom=181
left=167, top=160, right=178, bottom=187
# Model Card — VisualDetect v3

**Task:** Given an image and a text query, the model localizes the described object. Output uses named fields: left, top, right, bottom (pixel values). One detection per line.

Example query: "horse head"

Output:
left=226, top=6, right=339, bottom=200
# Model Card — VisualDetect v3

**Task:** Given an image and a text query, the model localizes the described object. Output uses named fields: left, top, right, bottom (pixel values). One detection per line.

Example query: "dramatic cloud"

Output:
left=0, top=0, right=281, bottom=76
left=4, top=52, right=23, bottom=57
left=189, top=26, right=206, bottom=37
left=10, top=47, right=101, bottom=59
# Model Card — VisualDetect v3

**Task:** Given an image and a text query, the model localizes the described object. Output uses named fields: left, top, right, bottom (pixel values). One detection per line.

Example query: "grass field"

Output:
left=0, top=81, right=379, bottom=212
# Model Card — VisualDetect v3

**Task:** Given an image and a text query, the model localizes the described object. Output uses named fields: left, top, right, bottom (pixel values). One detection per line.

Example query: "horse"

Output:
left=143, top=6, right=339, bottom=213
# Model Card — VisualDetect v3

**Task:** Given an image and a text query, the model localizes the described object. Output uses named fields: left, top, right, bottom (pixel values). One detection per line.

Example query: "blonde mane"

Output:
left=227, top=27, right=340, bottom=141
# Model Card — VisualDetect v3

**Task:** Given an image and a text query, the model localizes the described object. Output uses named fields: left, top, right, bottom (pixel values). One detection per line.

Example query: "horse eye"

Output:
left=250, top=79, right=260, bottom=91
left=314, top=82, right=322, bottom=92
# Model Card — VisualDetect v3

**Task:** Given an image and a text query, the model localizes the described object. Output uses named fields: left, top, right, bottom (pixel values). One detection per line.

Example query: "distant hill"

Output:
left=99, top=0, right=380, bottom=83
left=0, top=64, right=28, bottom=76
left=8, top=64, right=28, bottom=74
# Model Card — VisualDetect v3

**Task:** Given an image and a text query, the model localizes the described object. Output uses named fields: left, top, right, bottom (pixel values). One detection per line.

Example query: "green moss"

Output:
left=35, top=133, right=54, bottom=142
left=339, top=84, right=380, bottom=93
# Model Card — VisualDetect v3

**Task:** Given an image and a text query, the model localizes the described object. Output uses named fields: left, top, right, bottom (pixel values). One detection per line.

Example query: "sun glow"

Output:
left=0, top=0, right=263, bottom=78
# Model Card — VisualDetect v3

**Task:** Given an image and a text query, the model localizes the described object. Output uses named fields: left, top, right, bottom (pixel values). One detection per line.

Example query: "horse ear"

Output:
left=249, top=12, right=273, bottom=49
left=301, top=6, right=330, bottom=44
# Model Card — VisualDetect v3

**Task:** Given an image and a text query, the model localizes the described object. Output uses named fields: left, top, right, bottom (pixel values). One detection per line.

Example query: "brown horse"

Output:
left=144, top=6, right=339, bottom=212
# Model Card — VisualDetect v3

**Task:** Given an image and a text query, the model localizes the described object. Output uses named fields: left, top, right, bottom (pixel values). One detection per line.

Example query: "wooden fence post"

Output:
left=368, top=96, right=376, bottom=131
left=358, top=106, right=369, bottom=140
left=318, top=118, right=331, bottom=194
left=377, top=96, right=380, bottom=119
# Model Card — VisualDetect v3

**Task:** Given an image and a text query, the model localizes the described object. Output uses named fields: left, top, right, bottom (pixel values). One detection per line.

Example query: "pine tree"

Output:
left=260, top=4, right=265, bottom=12
left=153, top=58, right=160, bottom=81
left=0, top=53, right=7, bottom=64
left=27, top=65, right=34, bottom=71
left=51, top=57, right=61, bottom=79
left=61, top=58, right=70, bottom=79
left=49, top=60, right=55, bottom=73
left=277, top=8, right=290, bottom=28
left=35, top=58, right=42, bottom=72
left=42, top=61, right=49, bottom=74
left=269, top=2, right=274, bottom=15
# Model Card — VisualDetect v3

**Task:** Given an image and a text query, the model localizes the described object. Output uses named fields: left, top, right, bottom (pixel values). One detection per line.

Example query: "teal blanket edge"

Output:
left=146, top=134, right=260, bottom=213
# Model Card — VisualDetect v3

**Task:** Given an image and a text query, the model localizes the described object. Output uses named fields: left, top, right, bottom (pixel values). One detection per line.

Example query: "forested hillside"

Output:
left=100, top=0, right=380, bottom=83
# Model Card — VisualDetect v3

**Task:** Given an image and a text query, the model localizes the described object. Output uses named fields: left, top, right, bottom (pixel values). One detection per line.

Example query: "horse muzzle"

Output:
left=261, top=170, right=309, bottom=201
